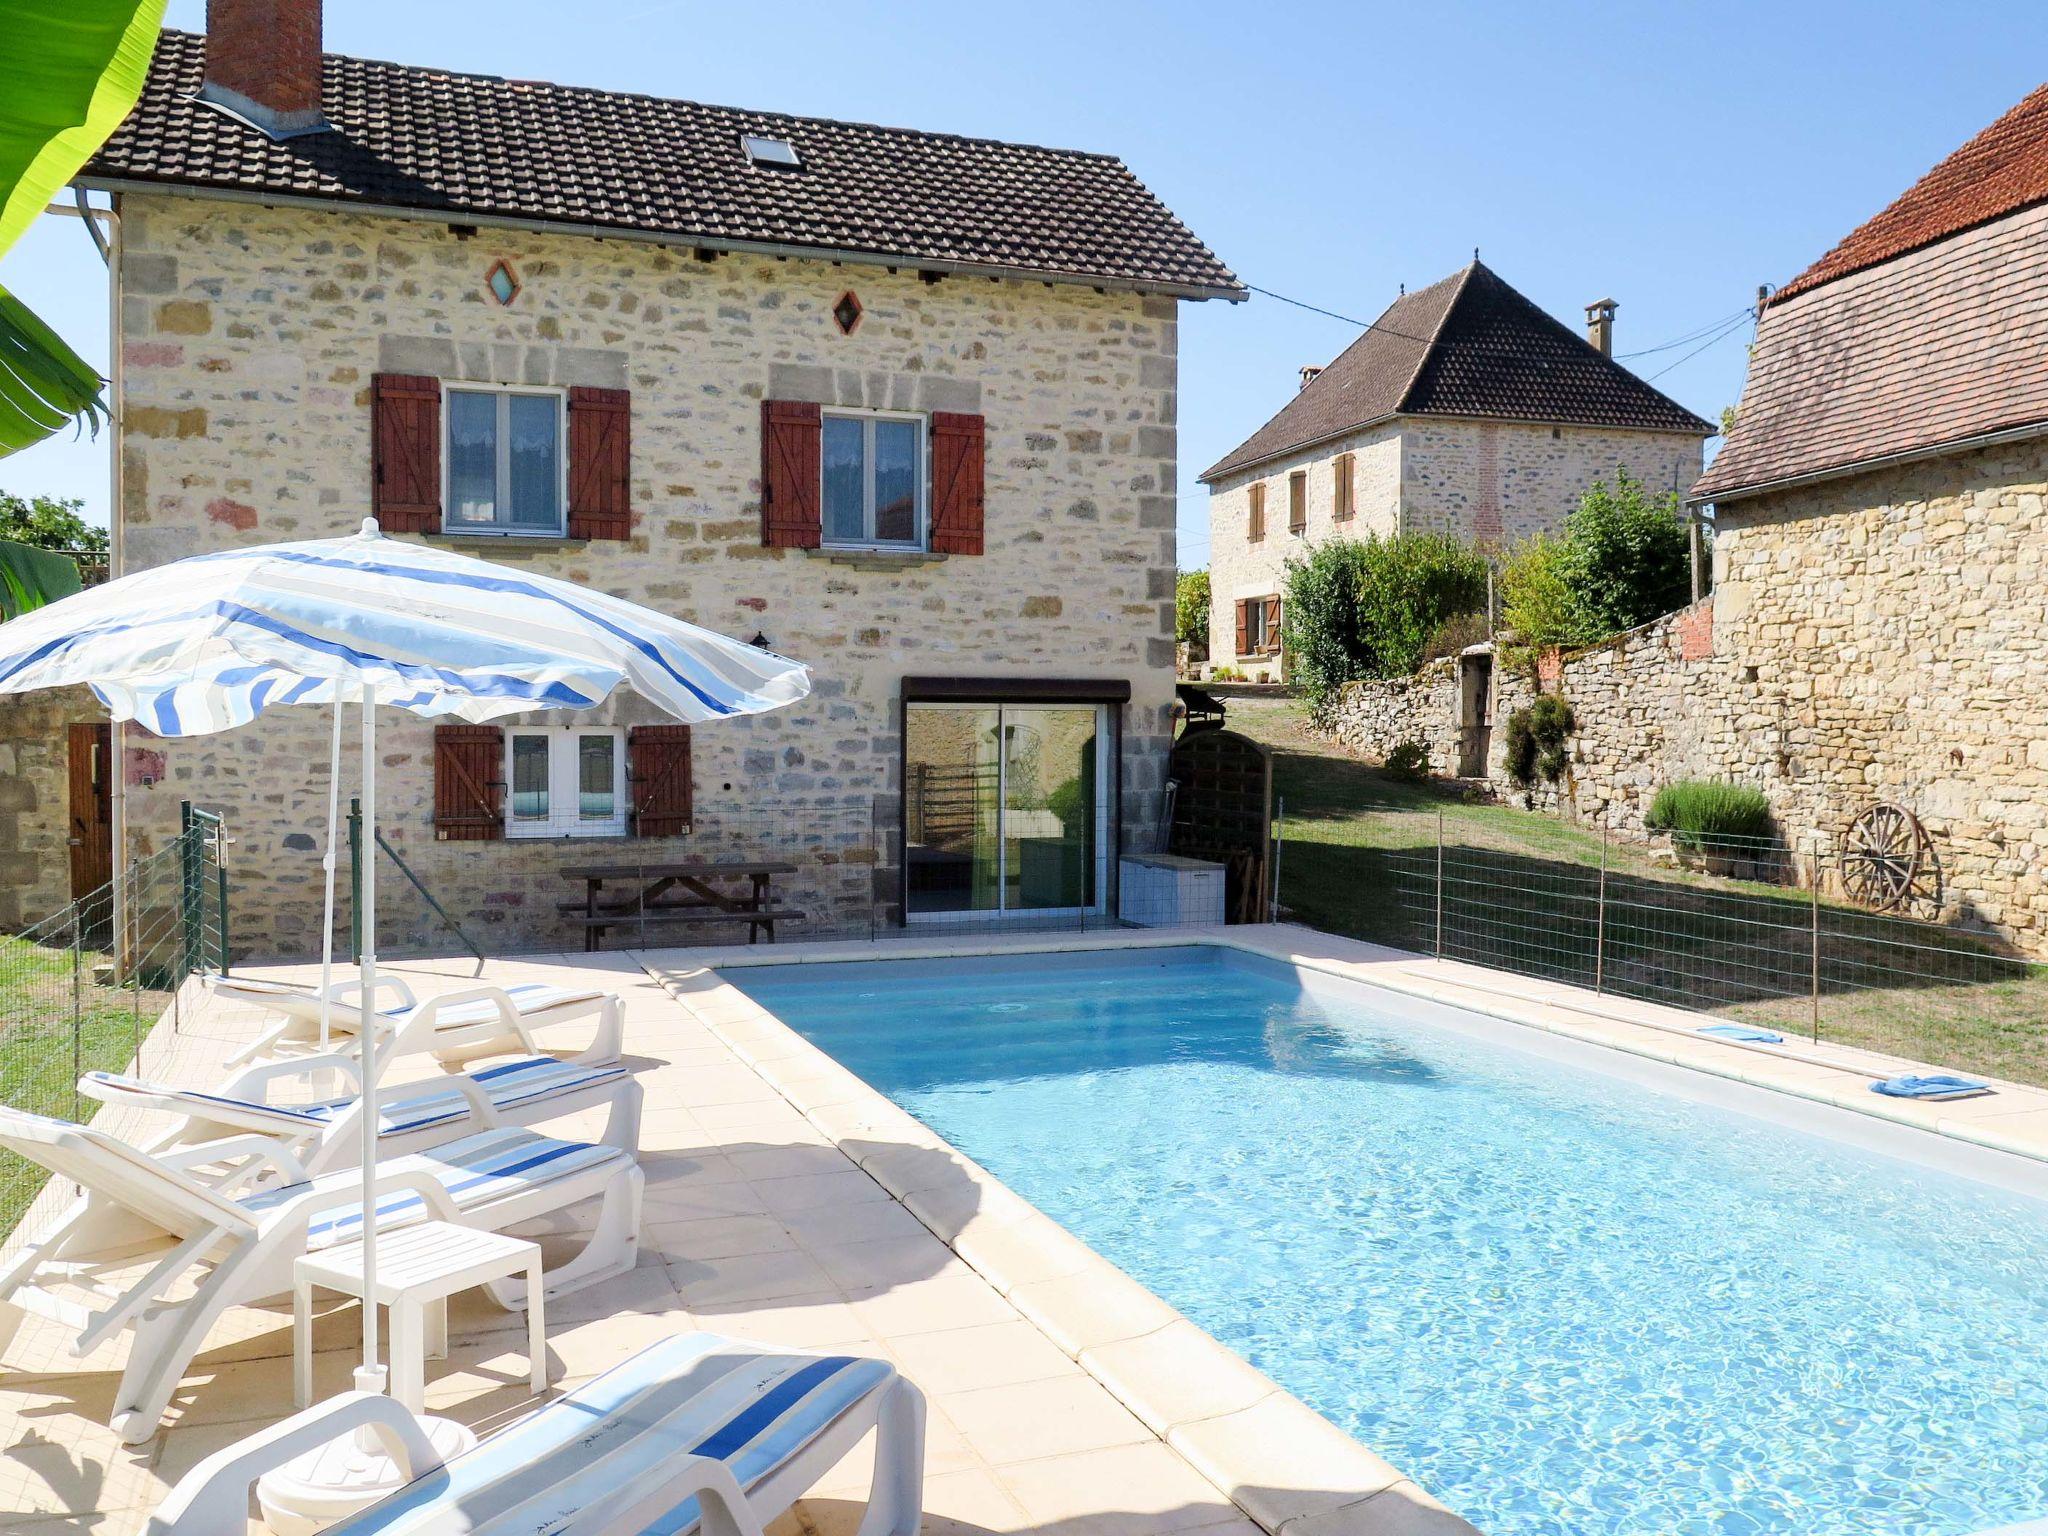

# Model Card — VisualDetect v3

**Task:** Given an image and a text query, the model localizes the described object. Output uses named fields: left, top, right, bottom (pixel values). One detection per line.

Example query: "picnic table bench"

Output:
left=557, top=859, right=803, bottom=951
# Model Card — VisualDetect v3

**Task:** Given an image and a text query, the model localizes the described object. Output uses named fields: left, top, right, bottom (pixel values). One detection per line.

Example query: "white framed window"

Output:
left=504, top=726, right=626, bottom=838
left=445, top=384, right=567, bottom=535
left=822, top=409, right=925, bottom=549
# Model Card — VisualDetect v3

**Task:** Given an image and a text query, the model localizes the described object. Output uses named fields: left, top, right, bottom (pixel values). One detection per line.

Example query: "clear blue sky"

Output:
left=3, top=0, right=2043, bottom=569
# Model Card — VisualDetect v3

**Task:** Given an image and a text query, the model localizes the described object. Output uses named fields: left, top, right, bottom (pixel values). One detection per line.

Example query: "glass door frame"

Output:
left=898, top=678, right=1127, bottom=927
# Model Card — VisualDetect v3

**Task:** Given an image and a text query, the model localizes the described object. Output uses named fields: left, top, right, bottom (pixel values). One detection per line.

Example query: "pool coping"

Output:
left=635, top=923, right=2048, bottom=1535
left=637, top=935, right=1482, bottom=1536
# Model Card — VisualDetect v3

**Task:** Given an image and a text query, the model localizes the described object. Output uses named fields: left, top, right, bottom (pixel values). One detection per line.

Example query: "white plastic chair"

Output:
left=0, top=1109, right=642, bottom=1444
left=143, top=1332, right=925, bottom=1536
left=214, top=974, right=618, bottom=1067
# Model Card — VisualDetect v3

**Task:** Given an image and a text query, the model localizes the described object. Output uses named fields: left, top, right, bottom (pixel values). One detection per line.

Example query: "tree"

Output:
left=1175, top=569, right=1211, bottom=657
left=1282, top=533, right=1488, bottom=706
left=0, top=491, right=105, bottom=553
left=1556, top=471, right=1693, bottom=636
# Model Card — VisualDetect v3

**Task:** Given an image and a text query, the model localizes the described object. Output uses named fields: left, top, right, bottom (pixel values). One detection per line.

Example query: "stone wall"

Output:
left=113, top=192, right=1181, bottom=957
left=1203, top=415, right=1703, bottom=672
left=1312, top=657, right=1464, bottom=774
left=1312, top=433, right=2048, bottom=953
left=0, top=691, right=93, bottom=932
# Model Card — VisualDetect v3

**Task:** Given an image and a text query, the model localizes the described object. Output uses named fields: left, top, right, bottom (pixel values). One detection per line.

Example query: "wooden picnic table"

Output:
left=557, top=859, right=802, bottom=952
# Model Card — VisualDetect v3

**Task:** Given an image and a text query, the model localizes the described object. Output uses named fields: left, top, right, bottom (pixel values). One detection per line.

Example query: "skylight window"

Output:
left=742, top=134, right=801, bottom=169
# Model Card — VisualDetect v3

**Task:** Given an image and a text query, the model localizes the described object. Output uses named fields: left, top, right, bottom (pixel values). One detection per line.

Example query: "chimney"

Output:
left=1298, top=365, right=1323, bottom=391
left=1584, top=298, right=1617, bottom=357
left=201, top=0, right=327, bottom=139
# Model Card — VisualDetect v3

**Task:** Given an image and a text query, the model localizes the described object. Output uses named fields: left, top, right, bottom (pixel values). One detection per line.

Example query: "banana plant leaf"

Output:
left=0, top=0, right=167, bottom=453
left=0, top=535, right=82, bottom=618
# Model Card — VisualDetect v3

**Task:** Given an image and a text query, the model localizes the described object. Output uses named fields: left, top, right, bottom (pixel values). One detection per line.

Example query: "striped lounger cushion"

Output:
left=237, top=1128, right=620, bottom=1248
left=82, top=1057, right=628, bottom=1138
left=385, top=983, right=603, bottom=1023
left=324, top=1333, right=894, bottom=1535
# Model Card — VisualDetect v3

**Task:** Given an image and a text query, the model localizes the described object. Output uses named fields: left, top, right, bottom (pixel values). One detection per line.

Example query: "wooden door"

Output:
left=68, top=722, right=112, bottom=901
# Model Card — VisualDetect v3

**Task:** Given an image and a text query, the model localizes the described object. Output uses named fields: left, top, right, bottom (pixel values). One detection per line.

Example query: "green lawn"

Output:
left=1231, top=695, right=2048, bottom=1086
left=0, top=933, right=168, bottom=1233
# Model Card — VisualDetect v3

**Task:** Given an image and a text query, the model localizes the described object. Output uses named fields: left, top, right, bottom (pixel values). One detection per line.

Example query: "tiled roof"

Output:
left=1692, top=198, right=2048, bottom=503
left=1773, top=85, right=2048, bottom=305
left=83, top=30, right=1244, bottom=300
left=1200, top=262, right=1711, bottom=482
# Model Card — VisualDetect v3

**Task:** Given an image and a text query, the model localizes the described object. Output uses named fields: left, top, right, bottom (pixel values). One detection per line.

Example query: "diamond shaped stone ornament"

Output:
left=486, top=259, right=521, bottom=306
left=832, top=290, right=862, bottom=335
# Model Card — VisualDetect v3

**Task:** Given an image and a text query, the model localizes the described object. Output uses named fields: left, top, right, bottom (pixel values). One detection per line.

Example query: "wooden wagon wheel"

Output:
left=1840, top=802, right=1937, bottom=913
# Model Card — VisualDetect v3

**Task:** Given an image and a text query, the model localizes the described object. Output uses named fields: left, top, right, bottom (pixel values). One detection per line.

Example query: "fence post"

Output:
left=1434, top=809, right=1445, bottom=959
left=70, top=910, right=84, bottom=1123
left=1809, top=843, right=1822, bottom=1042
left=178, top=801, right=199, bottom=981
left=1270, top=796, right=1286, bottom=924
left=214, top=820, right=231, bottom=974
left=1595, top=822, right=1608, bottom=994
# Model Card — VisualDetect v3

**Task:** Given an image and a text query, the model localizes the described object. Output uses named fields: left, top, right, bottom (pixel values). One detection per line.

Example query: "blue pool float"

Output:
left=1870, top=1073, right=1993, bottom=1102
left=1698, top=1024, right=1784, bottom=1045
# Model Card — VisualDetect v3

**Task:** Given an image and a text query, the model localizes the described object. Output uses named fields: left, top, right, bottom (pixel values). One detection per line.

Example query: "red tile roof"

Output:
left=83, top=31, right=1244, bottom=300
left=1774, top=84, right=2048, bottom=304
left=1697, top=86, right=2048, bottom=504
left=1201, top=262, right=1711, bottom=482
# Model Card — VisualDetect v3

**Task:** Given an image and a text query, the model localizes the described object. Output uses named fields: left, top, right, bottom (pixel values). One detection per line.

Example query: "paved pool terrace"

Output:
left=5, top=924, right=2048, bottom=1535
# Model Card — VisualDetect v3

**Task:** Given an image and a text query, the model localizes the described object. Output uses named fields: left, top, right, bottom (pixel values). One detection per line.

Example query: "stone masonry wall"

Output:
left=1312, top=657, right=1463, bottom=774
left=1313, top=435, right=2048, bottom=953
left=0, top=690, right=94, bottom=932
left=113, top=193, right=1180, bottom=957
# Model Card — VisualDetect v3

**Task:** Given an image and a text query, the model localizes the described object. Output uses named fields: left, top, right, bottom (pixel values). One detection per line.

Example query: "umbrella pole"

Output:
left=355, top=682, right=385, bottom=1398
left=317, top=701, right=343, bottom=1052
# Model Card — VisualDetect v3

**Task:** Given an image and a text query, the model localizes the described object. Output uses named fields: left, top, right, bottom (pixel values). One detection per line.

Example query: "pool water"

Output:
left=728, top=946, right=2048, bottom=1536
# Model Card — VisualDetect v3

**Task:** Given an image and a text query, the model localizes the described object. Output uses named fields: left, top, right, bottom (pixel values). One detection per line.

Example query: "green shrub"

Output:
left=1503, top=694, right=1575, bottom=786
left=1175, top=569, right=1211, bottom=650
left=1283, top=533, right=1488, bottom=706
left=1645, top=780, right=1774, bottom=851
left=1384, top=739, right=1428, bottom=779
left=1420, top=609, right=1491, bottom=664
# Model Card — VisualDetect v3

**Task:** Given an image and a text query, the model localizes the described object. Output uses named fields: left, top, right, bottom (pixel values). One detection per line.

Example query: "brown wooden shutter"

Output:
left=1248, top=483, right=1265, bottom=542
left=761, top=400, right=822, bottom=548
left=929, top=411, right=985, bottom=555
left=628, top=724, right=693, bottom=837
left=372, top=374, right=442, bottom=534
left=1289, top=472, right=1307, bottom=533
left=433, top=724, right=503, bottom=841
left=567, top=386, right=632, bottom=540
left=1234, top=599, right=1249, bottom=656
left=1267, top=595, right=1284, bottom=654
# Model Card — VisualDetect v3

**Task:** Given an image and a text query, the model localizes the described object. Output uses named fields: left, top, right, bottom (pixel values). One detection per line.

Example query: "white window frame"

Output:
left=503, top=725, right=627, bottom=839
left=820, top=407, right=927, bottom=550
left=442, top=382, right=570, bottom=537
left=1246, top=599, right=1269, bottom=654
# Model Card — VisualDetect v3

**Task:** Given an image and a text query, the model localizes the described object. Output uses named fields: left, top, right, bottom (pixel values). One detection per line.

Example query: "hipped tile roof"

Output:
left=84, top=30, right=1244, bottom=300
left=1696, top=86, right=2048, bottom=503
left=1201, top=262, right=1711, bottom=482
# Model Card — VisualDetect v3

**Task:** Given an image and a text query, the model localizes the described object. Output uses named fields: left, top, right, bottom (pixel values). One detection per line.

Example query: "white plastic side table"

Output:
left=294, top=1221, right=546, bottom=1412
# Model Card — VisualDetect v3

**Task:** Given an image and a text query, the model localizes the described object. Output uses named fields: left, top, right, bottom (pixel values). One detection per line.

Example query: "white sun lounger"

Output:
left=76, top=1047, right=644, bottom=1173
left=214, top=973, right=618, bottom=1067
left=145, top=1331, right=924, bottom=1536
left=0, top=1111, right=642, bottom=1443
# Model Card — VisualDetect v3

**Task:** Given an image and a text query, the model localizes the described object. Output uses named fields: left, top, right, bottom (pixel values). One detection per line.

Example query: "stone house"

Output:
left=1686, top=83, right=2048, bottom=944
left=1198, top=261, right=1711, bottom=679
left=54, top=1, right=1242, bottom=955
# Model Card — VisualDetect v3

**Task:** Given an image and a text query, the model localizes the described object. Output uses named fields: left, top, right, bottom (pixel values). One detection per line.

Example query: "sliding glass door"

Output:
left=906, top=702, right=1108, bottom=919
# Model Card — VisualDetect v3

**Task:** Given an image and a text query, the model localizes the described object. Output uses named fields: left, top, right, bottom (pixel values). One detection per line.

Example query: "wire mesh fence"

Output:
left=0, top=804, right=229, bottom=1232
left=1343, top=813, right=2044, bottom=1083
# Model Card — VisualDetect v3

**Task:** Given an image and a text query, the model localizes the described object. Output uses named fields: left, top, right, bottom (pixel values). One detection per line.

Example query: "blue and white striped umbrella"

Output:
left=0, top=518, right=810, bottom=734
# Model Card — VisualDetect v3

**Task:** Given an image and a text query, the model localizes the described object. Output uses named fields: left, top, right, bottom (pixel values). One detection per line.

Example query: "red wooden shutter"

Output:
left=373, top=374, right=442, bottom=534
left=761, top=400, right=822, bottom=548
left=568, top=386, right=632, bottom=540
left=1267, top=595, right=1284, bottom=654
left=629, top=725, right=693, bottom=837
left=929, top=411, right=985, bottom=555
left=1234, top=599, right=1249, bottom=656
left=433, top=724, right=503, bottom=841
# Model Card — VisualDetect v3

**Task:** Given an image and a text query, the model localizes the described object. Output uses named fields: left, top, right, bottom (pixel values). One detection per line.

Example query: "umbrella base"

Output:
left=257, top=1411, right=475, bottom=1534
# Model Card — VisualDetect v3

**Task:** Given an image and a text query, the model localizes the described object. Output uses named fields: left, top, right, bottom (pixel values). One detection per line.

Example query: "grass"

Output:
left=1233, top=695, right=2048, bottom=1087
left=0, top=933, right=169, bottom=1234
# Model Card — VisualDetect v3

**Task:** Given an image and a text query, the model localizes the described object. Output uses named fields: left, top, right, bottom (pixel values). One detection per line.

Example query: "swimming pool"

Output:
left=728, top=945, right=2048, bottom=1536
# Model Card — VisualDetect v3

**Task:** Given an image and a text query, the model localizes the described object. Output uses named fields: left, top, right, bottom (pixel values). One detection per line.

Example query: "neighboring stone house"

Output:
left=1198, top=261, right=1712, bottom=678
left=66, top=2, right=1242, bottom=954
left=1685, top=83, right=2048, bottom=945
